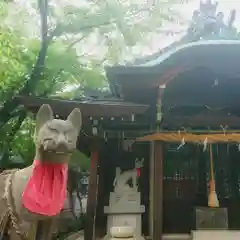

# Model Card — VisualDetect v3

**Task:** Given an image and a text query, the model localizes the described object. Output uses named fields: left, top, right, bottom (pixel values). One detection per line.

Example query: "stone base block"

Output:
left=195, top=207, right=228, bottom=229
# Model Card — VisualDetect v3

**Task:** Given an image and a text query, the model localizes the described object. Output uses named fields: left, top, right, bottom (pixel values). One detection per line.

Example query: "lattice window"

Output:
left=164, top=144, right=197, bottom=199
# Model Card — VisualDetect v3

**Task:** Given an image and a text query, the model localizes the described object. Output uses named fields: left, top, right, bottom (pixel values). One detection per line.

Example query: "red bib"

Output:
left=137, top=168, right=141, bottom=177
left=22, top=160, right=68, bottom=216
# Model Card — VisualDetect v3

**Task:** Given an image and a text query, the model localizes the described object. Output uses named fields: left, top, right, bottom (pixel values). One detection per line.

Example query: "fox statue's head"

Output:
left=34, top=104, right=82, bottom=163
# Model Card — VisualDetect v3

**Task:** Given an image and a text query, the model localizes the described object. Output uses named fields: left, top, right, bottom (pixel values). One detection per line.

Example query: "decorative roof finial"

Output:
left=200, top=0, right=218, bottom=16
left=228, top=9, right=236, bottom=28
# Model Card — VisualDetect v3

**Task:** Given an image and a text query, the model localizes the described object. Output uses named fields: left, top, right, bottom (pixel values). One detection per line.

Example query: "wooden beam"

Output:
left=149, top=142, right=154, bottom=238
left=16, top=96, right=149, bottom=117
left=162, top=114, right=240, bottom=128
left=85, top=148, right=99, bottom=240
left=152, top=141, right=164, bottom=240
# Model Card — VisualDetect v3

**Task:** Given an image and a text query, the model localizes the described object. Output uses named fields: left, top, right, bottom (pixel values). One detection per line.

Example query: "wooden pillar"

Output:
left=85, top=148, right=99, bottom=240
left=149, top=142, right=154, bottom=237
left=152, top=141, right=164, bottom=240
left=96, top=150, right=105, bottom=238
left=149, top=85, right=165, bottom=239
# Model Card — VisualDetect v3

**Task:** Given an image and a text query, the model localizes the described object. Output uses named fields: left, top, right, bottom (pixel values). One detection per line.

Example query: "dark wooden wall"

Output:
left=133, top=142, right=150, bottom=236
left=161, top=143, right=240, bottom=233
left=95, top=140, right=150, bottom=237
left=94, top=139, right=240, bottom=236
left=216, top=144, right=240, bottom=230
left=162, top=144, right=198, bottom=233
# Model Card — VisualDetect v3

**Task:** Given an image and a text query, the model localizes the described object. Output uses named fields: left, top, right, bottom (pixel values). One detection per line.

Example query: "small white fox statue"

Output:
left=113, top=158, right=144, bottom=196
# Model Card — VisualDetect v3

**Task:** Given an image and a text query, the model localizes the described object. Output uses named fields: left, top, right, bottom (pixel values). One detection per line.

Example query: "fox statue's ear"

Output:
left=35, top=104, right=54, bottom=134
left=67, top=108, right=82, bottom=132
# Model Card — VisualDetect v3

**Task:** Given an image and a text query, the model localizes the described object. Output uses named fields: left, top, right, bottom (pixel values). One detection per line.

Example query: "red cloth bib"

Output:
left=137, top=168, right=141, bottom=177
left=22, top=160, right=68, bottom=216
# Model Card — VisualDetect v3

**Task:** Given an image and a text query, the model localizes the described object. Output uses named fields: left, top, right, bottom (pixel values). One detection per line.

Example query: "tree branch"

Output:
left=67, top=36, right=86, bottom=50
left=49, top=19, right=116, bottom=39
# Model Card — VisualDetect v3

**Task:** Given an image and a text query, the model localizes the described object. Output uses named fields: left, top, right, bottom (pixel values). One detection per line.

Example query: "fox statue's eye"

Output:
left=48, top=126, right=58, bottom=133
left=51, top=129, right=58, bottom=134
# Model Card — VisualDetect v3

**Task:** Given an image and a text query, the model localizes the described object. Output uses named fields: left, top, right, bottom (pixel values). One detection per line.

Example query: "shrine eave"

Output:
left=16, top=96, right=149, bottom=117
left=106, top=40, right=240, bottom=78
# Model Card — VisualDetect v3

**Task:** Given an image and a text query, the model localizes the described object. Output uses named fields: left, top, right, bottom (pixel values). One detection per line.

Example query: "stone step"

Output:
left=163, top=234, right=192, bottom=240
left=72, top=231, right=240, bottom=240
left=192, top=230, right=240, bottom=240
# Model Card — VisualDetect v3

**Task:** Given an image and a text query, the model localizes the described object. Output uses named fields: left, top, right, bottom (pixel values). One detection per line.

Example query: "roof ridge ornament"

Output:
left=188, top=0, right=238, bottom=40
left=200, top=0, right=218, bottom=16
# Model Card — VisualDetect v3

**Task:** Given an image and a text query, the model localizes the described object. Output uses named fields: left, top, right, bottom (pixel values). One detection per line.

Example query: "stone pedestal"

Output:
left=195, top=207, right=228, bottom=230
left=104, top=191, right=145, bottom=239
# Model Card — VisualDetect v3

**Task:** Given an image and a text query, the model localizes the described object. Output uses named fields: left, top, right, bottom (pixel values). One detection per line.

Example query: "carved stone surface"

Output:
left=195, top=207, right=228, bottom=230
left=113, top=159, right=144, bottom=198
left=104, top=162, right=145, bottom=240
left=104, top=192, right=145, bottom=236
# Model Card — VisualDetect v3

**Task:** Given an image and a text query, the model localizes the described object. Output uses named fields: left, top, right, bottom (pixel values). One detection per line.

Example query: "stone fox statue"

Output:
left=0, top=104, right=82, bottom=240
left=113, top=158, right=144, bottom=196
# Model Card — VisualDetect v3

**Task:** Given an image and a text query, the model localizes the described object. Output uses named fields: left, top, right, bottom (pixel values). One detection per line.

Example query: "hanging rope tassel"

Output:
left=208, top=144, right=219, bottom=208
